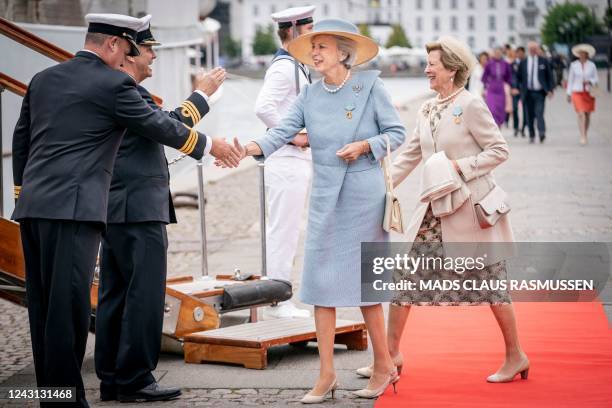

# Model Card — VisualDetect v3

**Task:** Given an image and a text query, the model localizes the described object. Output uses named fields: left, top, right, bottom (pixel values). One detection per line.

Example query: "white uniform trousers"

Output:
left=264, top=155, right=312, bottom=283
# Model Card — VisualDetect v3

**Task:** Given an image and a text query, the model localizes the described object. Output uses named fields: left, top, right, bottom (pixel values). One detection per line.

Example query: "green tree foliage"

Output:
left=541, top=2, right=603, bottom=46
left=359, top=24, right=372, bottom=38
left=252, top=24, right=277, bottom=56
left=385, top=24, right=411, bottom=48
left=223, top=36, right=241, bottom=58
left=605, top=6, right=612, bottom=31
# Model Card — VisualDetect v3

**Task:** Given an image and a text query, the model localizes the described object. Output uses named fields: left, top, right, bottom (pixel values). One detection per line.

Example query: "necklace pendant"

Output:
left=345, top=104, right=355, bottom=120
left=346, top=111, right=353, bottom=120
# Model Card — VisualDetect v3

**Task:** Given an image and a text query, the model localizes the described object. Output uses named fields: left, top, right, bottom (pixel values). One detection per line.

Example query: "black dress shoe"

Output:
left=513, top=129, right=518, bottom=137
left=540, top=135, right=546, bottom=143
left=529, top=138, right=535, bottom=144
left=118, top=382, right=181, bottom=403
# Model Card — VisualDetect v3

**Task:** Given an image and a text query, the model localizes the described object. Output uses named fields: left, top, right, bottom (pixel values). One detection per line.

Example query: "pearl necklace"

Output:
left=436, top=87, right=464, bottom=104
left=322, top=70, right=351, bottom=93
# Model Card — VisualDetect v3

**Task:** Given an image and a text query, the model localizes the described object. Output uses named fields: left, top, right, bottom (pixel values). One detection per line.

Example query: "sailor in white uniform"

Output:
left=254, top=6, right=315, bottom=318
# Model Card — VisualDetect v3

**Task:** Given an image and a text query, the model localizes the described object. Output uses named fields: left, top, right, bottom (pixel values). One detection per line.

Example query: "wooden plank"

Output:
left=184, top=318, right=366, bottom=349
left=165, top=286, right=220, bottom=337
left=184, top=342, right=267, bottom=369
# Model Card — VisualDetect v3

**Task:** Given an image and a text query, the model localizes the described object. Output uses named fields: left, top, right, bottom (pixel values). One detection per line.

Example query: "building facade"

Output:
left=225, top=0, right=606, bottom=58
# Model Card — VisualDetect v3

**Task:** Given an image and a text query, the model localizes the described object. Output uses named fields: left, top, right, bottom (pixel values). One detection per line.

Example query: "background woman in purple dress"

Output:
left=482, top=47, right=512, bottom=127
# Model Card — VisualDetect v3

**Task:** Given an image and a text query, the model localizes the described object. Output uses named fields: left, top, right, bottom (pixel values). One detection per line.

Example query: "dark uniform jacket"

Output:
left=517, top=56, right=554, bottom=94
left=12, top=51, right=207, bottom=224
left=107, top=86, right=209, bottom=224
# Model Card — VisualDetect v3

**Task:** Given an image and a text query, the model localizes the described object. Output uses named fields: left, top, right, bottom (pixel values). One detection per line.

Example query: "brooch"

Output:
left=345, top=104, right=355, bottom=120
left=352, top=84, right=363, bottom=95
left=452, top=106, right=463, bottom=124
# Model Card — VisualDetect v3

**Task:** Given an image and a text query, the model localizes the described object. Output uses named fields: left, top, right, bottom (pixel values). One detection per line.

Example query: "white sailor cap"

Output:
left=85, top=13, right=142, bottom=56
left=271, top=6, right=315, bottom=28
left=135, top=15, right=161, bottom=46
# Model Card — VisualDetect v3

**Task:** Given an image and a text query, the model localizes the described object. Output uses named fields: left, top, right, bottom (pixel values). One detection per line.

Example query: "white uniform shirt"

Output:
left=254, top=53, right=311, bottom=160
left=566, top=59, right=598, bottom=95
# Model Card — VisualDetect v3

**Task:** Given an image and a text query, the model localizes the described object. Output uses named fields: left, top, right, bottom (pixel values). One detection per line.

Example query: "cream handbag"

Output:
left=473, top=157, right=511, bottom=229
left=382, top=135, right=404, bottom=234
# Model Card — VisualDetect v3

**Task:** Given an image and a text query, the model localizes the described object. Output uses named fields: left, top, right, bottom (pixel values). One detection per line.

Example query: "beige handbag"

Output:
left=473, top=157, right=511, bottom=229
left=382, top=135, right=404, bottom=234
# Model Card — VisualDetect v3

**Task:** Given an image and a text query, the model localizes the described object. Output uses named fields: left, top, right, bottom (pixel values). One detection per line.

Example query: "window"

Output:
left=508, top=0, right=515, bottom=8
left=434, top=0, right=440, bottom=9
left=323, top=4, right=329, bottom=15
left=509, top=35, right=516, bottom=44
left=416, top=0, right=422, bottom=9
left=468, top=15, right=475, bottom=30
left=416, top=16, right=422, bottom=31
left=433, top=16, right=440, bottom=31
left=270, top=5, right=276, bottom=14
left=451, top=16, right=458, bottom=31
left=468, top=36, right=475, bottom=48
left=526, top=14, right=536, bottom=27
left=508, top=15, right=515, bottom=30
left=489, top=36, right=496, bottom=47
left=526, top=0, right=535, bottom=6
left=451, top=0, right=457, bottom=9
left=489, top=0, right=496, bottom=8
left=468, top=0, right=475, bottom=9
left=416, top=37, right=422, bottom=47
left=253, top=4, right=258, bottom=16
left=489, top=15, right=496, bottom=30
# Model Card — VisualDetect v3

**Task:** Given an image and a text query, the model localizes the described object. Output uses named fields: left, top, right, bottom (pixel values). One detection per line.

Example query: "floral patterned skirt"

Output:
left=391, top=206, right=512, bottom=306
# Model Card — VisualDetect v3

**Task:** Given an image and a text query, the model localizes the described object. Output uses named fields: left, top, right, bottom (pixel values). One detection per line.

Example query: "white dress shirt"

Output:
left=254, top=52, right=311, bottom=160
left=566, top=59, right=598, bottom=96
left=527, top=55, right=542, bottom=91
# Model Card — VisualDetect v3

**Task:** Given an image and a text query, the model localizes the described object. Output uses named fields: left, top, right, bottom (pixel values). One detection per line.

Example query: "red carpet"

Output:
left=375, top=302, right=612, bottom=408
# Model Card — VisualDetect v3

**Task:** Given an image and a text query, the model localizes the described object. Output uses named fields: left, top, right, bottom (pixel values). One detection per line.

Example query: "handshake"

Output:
left=210, top=137, right=245, bottom=168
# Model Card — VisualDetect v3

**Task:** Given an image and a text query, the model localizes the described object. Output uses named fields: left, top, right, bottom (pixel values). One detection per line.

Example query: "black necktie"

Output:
left=530, top=57, right=536, bottom=90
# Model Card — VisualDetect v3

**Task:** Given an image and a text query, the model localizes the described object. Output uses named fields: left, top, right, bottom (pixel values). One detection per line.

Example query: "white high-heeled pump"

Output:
left=353, top=369, right=399, bottom=399
left=486, top=357, right=530, bottom=383
left=356, top=353, right=404, bottom=378
left=300, top=377, right=338, bottom=404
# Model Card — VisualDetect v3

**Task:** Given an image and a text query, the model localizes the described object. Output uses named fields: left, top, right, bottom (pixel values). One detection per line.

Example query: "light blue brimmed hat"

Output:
left=287, top=18, right=379, bottom=67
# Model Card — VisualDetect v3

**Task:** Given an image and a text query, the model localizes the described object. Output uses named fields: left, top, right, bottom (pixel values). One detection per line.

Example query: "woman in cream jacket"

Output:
left=357, top=36, right=529, bottom=384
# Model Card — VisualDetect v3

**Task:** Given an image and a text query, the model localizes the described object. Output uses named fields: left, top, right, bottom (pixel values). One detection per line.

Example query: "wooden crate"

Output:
left=183, top=318, right=368, bottom=369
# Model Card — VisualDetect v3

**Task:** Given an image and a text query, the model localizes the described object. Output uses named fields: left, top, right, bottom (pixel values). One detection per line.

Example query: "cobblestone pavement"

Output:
left=1, top=77, right=611, bottom=407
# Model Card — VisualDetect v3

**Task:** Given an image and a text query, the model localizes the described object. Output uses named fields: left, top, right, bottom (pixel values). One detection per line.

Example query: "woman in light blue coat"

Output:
left=226, top=19, right=405, bottom=402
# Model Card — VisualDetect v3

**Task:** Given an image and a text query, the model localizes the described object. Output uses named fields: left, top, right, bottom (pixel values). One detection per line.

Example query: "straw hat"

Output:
left=287, top=18, right=379, bottom=67
left=571, top=43, right=595, bottom=58
left=429, top=35, right=478, bottom=75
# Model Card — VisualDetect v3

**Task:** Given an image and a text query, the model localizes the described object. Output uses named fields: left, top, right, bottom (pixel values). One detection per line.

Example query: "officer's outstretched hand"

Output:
left=196, top=67, right=226, bottom=97
left=210, top=137, right=240, bottom=168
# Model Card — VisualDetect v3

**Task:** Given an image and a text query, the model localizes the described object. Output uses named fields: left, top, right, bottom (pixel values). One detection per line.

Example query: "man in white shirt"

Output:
left=254, top=6, right=314, bottom=318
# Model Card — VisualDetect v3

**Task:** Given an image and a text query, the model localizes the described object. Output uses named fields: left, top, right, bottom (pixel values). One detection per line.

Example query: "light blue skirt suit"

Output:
left=254, top=70, right=405, bottom=307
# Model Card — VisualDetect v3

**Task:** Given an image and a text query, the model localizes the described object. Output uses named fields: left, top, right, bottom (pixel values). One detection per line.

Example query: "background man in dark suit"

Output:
left=11, top=13, right=239, bottom=407
left=510, top=46, right=526, bottom=137
left=517, top=41, right=554, bottom=143
left=94, top=18, right=225, bottom=403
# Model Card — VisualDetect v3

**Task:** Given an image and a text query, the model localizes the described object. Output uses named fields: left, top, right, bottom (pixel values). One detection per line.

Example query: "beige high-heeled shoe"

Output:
left=300, top=377, right=338, bottom=404
left=356, top=353, right=404, bottom=378
left=486, top=357, right=530, bottom=383
left=353, top=369, right=400, bottom=399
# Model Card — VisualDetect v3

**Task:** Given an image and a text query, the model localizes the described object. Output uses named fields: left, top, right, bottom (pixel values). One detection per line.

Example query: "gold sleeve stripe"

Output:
left=180, top=101, right=201, bottom=124
left=184, top=129, right=198, bottom=155
left=179, top=128, right=198, bottom=155
left=184, top=101, right=201, bottom=123
left=14, top=185, right=21, bottom=199
left=180, top=104, right=196, bottom=124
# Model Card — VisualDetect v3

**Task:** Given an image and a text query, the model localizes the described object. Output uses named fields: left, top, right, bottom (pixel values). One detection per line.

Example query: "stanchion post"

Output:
left=196, top=159, right=209, bottom=279
left=258, top=162, right=267, bottom=277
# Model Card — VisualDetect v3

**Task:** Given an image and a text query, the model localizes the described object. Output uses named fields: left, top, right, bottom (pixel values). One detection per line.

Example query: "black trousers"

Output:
left=512, top=94, right=524, bottom=132
left=20, top=219, right=102, bottom=408
left=94, top=222, right=168, bottom=394
left=524, top=90, right=547, bottom=140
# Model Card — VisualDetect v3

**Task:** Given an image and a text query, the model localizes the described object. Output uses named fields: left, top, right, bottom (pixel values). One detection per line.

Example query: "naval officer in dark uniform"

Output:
left=93, top=17, right=224, bottom=402
left=11, top=13, right=239, bottom=407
